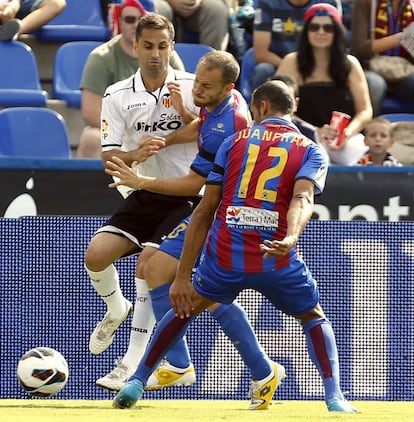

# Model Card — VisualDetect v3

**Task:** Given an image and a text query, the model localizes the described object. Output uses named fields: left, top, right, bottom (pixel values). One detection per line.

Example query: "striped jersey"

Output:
left=191, top=89, right=251, bottom=178
left=205, top=116, right=329, bottom=272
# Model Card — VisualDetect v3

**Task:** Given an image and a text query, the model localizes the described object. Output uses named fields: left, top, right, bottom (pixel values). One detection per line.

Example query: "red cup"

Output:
left=330, top=111, right=351, bottom=146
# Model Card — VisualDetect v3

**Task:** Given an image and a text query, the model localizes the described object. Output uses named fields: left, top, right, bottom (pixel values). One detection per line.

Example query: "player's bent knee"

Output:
left=143, top=250, right=178, bottom=288
left=144, top=264, right=175, bottom=287
left=143, top=258, right=161, bottom=288
left=295, top=303, right=327, bottom=325
left=84, top=237, right=126, bottom=271
left=84, top=245, right=111, bottom=272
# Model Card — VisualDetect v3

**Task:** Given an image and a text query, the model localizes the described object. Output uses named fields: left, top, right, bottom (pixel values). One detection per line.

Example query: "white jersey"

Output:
left=101, top=67, right=199, bottom=181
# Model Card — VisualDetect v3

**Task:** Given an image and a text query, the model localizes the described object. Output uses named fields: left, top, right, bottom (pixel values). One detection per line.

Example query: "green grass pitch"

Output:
left=1, top=399, right=413, bottom=422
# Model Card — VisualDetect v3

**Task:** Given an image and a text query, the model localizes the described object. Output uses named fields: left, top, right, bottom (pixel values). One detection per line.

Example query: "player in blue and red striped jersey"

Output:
left=106, top=50, right=285, bottom=408
left=113, top=80, right=358, bottom=413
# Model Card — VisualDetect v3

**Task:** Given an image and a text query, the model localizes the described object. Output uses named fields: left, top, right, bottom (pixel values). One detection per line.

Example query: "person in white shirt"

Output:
left=85, top=12, right=199, bottom=388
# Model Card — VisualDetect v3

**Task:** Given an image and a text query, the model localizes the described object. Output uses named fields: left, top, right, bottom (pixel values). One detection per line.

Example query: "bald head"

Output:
left=251, top=80, right=295, bottom=117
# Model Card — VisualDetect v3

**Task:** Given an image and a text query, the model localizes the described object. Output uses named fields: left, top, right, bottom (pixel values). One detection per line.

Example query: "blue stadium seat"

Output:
left=380, top=97, right=414, bottom=114
left=379, top=113, right=414, bottom=122
left=0, top=107, right=71, bottom=158
left=238, top=47, right=255, bottom=104
left=174, top=43, right=215, bottom=73
left=36, top=0, right=110, bottom=42
left=0, top=41, right=47, bottom=107
left=53, top=41, right=102, bottom=108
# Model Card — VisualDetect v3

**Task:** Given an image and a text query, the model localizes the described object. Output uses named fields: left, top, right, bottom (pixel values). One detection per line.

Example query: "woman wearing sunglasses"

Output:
left=277, top=3, right=373, bottom=165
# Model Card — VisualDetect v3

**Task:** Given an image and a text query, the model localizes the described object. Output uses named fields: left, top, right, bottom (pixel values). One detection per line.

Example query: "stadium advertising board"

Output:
left=1, top=218, right=412, bottom=401
left=0, top=162, right=413, bottom=220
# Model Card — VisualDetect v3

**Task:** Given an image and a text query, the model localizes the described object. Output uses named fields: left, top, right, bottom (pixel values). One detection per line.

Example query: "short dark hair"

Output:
left=135, top=13, right=175, bottom=41
left=197, top=51, right=240, bottom=84
left=270, top=74, right=298, bottom=96
left=252, top=80, right=295, bottom=115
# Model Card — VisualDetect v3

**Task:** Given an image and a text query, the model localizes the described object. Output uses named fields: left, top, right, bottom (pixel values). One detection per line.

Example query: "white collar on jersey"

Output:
left=132, top=66, right=193, bottom=93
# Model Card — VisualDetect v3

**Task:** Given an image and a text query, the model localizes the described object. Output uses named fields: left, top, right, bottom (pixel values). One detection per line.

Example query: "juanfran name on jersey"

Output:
left=234, top=124, right=312, bottom=147
left=225, top=206, right=279, bottom=232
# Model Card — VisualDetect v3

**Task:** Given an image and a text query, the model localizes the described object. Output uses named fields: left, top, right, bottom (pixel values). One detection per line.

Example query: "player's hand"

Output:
left=133, top=136, right=166, bottom=162
left=169, top=276, right=195, bottom=319
left=260, top=236, right=297, bottom=258
left=105, top=156, right=152, bottom=190
left=167, top=81, right=186, bottom=116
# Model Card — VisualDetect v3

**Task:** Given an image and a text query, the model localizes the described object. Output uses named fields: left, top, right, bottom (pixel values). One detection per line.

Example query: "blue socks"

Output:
left=132, top=308, right=194, bottom=384
left=211, top=302, right=271, bottom=380
left=150, top=282, right=191, bottom=369
left=145, top=286, right=272, bottom=383
left=303, top=318, right=344, bottom=401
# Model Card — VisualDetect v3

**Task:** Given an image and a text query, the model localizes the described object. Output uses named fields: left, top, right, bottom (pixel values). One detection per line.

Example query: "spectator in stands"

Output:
left=77, top=0, right=184, bottom=158
left=357, top=117, right=402, bottom=166
left=0, top=0, right=66, bottom=41
left=154, top=0, right=230, bottom=50
left=341, top=0, right=353, bottom=31
left=251, top=0, right=342, bottom=90
left=227, top=0, right=254, bottom=61
left=351, top=0, right=414, bottom=116
left=276, top=3, right=372, bottom=165
left=100, top=0, right=155, bottom=25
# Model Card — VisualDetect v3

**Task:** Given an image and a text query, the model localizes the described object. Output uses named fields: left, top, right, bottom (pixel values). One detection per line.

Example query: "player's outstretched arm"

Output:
left=101, top=136, right=166, bottom=167
left=105, top=157, right=148, bottom=190
left=105, top=156, right=206, bottom=195
left=171, top=183, right=222, bottom=318
left=165, top=118, right=200, bottom=146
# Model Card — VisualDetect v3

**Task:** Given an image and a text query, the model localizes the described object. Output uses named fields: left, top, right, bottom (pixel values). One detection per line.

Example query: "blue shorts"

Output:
left=159, top=216, right=203, bottom=269
left=159, top=216, right=191, bottom=260
left=17, top=0, right=43, bottom=19
left=193, top=255, right=320, bottom=316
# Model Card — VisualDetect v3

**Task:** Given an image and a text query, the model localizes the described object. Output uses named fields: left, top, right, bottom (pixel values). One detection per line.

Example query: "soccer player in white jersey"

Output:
left=85, top=14, right=278, bottom=401
left=85, top=12, right=200, bottom=386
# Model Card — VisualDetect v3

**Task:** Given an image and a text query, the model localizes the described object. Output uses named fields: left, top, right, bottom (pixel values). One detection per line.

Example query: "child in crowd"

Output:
left=357, top=117, right=402, bottom=166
